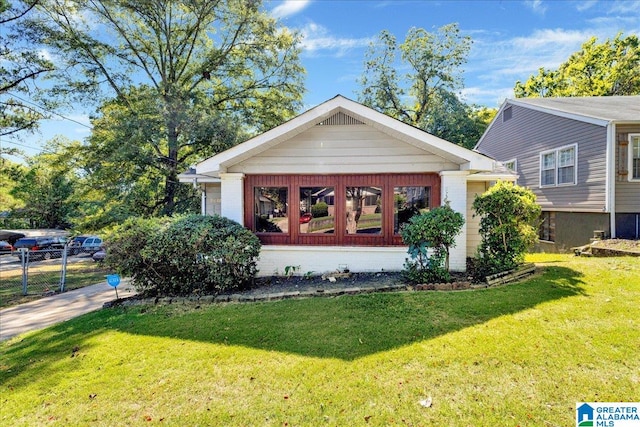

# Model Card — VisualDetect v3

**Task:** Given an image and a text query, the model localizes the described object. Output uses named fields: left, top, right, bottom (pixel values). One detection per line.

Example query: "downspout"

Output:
left=606, top=123, right=616, bottom=238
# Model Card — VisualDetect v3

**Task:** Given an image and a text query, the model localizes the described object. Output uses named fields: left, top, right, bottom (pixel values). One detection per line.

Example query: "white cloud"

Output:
left=271, top=0, right=311, bottom=19
left=524, top=0, right=547, bottom=14
left=576, top=0, right=598, bottom=12
left=608, top=0, right=640, bottom=14
left=299, top=22, right=374, bottom=57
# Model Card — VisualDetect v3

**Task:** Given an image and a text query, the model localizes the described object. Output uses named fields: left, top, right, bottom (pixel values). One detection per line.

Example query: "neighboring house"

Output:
left=180, top=95, right=513, bottom=276
left=475, top=96, right=640, bottom=252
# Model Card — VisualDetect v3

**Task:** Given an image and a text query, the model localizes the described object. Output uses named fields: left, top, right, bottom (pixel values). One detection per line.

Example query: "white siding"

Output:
left=228, top=125, right=459, bottom=174
left=204, top=184, right=222, bottom=216
left=440, top=171, right=469, bottom=271
left=220, top=173, right=245, bottom=225
left=466, top=181, right=488, bottom=257
left=257, top=246, right=408, bottom=277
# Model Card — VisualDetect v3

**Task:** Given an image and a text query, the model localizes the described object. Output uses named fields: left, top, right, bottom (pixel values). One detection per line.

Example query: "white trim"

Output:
left=628, top=133, right=640, bottom=182
left=503, top=158, right=517, bottom=172
left=197, top=95, right=496, bottom=176
left=539, top=143, right=578, bottom=188
left=606, top=124, right=616, bottom=237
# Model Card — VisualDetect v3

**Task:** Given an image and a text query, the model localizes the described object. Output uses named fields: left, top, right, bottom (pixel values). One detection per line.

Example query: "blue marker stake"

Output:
left=106, top=274, right=121, bottom=299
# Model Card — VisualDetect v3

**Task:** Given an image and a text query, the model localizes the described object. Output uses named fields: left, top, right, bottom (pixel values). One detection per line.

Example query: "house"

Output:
left=475, top=96, right=640, bottom=251
left=180, top=95, right=513, bottom=276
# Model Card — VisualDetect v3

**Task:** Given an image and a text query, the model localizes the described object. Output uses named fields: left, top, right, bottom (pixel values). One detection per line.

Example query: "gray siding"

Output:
left=476, top=104, right=607, bottom=211
left=615, top=124, right=640, bottom=212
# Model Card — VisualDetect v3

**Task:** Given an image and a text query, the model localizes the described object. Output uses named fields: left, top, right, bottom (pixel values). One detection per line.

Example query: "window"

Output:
left=299, top=187, right=335, bottom=234
left=630, top=134, right=640, bottom=181
left=557, top=146, right=576, bottom=184
left=541, top=152, right=556, bottom=186
left=245, top=174, right=440, bottom=246
left=539, top=211, right=556, bottom=242
left=254, top=187, right=288, bottom=233
left=394, top=186, right=430, bottom=233
left=345, top=186, right=382, bottom=234
left=540, top=144, right=577, bottom=187
left=503, top=159, right=516, bottom=172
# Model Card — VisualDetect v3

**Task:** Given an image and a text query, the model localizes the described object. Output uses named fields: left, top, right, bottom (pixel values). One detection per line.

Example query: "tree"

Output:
left=514, top=33, right=640, bottom=98
left=9, top=137, right=81, bottom=228
left=472, top=181, right=541, bottom=276
left=0, top=0, right=54, bottom=136
left=26, top=0, right=305, bottom=215
left=358, top=25, right=487, bottom=148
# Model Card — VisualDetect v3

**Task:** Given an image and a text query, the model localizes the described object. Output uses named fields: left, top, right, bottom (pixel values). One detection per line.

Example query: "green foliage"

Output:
left=7, top=138, right=84, bottom=228
left=25, top=0, right=305, bottom=217
left=106, top=215, right=261, bottom=296
left=514, top=33, right=640, bottom=97
left=0, top=0, right=54, bottom=137
left=400, top=203, right=464, bottom=284
left=358, top=24, right=488, bottom=148
left=472, top=181, right=541, bottom=278
left=310, top=202, right=329, bottom=218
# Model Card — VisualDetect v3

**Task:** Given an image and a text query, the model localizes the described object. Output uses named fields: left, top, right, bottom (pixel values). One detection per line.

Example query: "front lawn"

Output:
left=1, top=254, right=638, bottom=426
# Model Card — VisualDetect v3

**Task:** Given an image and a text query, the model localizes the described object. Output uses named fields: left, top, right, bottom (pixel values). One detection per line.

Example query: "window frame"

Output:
left=629, top=134, right=640, bottom=182
left=244, top=174, right=440, bottom=246
left=539, top=144, right=578, bottom=188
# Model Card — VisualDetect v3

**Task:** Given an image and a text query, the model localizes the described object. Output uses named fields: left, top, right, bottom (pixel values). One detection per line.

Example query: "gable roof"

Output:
left=196, top=95, right=496, bottom=176
left=506, top=96, right=640, bottom=125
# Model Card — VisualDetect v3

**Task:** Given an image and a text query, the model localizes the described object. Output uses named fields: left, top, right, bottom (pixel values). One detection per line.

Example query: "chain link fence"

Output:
left=0, top=247, right=109, bottom=308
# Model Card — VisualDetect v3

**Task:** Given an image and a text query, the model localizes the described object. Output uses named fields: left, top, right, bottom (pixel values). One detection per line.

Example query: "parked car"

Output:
left=68, top=235, right=91, bottom=255
left=92, top=247, right=106, bottom=262
left=81, top=236, right=103, bottom=254
left=0, top=240, right=13, bottom=254
left=299, top=213, right=313, bottom=224
left=12, top=237, right=66, bottom=260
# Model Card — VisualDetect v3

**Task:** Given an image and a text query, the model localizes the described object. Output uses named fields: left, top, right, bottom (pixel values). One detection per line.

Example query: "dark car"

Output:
left=13, top=237, right=66, bottom=260
left=0, top=240, right=13, bottom=254
left=92, top=247, right=106, bottom=262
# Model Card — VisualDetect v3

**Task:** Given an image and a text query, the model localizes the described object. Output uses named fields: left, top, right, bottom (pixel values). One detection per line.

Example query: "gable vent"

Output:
left=316, top=112, right=365, bottom=126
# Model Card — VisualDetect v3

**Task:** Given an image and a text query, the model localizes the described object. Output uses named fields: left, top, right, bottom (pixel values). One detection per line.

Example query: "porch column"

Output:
left=219, top=173, right=245, bottom=225
left=439, top=171, right=470, bottom=272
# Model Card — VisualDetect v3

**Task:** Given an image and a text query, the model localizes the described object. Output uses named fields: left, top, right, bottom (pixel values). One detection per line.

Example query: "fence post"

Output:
left=60, top=244, right=69, bottom=292
left=19, top=248, right=29, bottom=295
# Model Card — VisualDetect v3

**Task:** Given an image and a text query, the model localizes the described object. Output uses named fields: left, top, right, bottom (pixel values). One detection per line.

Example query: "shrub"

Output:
left=472, top=181, right=541, bottom=279
left=400, top=203, right=464, bottom=284
left=106, top=215, right=261, bottom=296
left=310, top=202, right=329, bottom=218
left=105, top=216, right=172, bottom=294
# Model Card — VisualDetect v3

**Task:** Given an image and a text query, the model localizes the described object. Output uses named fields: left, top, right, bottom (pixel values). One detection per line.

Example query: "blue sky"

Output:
left=5, top=0, right=640, bottom=157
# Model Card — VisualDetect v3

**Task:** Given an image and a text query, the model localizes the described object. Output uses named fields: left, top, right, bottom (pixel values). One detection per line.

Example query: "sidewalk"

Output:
left=0, top=280, right=136, bottom=342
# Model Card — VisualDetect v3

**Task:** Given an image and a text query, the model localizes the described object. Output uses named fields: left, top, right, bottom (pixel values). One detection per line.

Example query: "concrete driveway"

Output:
left=0, top=280, right=136, bottom=342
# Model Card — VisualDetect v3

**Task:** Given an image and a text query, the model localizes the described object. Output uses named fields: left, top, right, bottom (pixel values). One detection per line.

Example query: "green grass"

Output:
left=0, top=260, right=108, bottom=308
left=1, top=254, right=639, bottom=426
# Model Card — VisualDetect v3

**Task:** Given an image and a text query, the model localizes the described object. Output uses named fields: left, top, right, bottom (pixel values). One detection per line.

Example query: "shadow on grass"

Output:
left=1, top=266, right=585, bottom=383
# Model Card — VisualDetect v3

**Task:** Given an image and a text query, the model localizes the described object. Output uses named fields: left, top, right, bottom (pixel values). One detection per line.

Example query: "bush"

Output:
left=472, top=181, right=541, bottom=279
left=106, top=215, right=261, bottom=296
left=105, top=216, right=172, bottom=294
left=400, top=203, right=464, bottom=284
left=310, top=202, right=329, bottom=218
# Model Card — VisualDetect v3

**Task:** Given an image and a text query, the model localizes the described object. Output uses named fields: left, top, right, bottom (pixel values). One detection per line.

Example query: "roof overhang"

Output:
left=196, top=95, right=496, bottom=176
